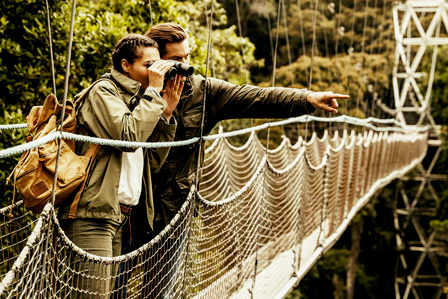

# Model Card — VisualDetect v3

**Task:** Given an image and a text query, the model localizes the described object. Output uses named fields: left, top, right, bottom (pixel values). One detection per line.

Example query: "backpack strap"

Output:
left=73, top=77, right=121, bottom=109
left=68, top=143, right=102, bottom=219
left=67, top=77, right=120, bottom=219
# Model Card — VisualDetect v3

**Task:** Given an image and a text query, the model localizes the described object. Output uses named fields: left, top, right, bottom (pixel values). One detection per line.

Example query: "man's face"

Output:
left=163, top=39, right=190, bottom=64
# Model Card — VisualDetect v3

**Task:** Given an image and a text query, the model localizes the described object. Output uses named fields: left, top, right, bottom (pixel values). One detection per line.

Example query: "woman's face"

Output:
left=125, top=46, right=160, bottom=90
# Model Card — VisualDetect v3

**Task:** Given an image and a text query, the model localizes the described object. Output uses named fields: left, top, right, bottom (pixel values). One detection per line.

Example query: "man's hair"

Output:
left=145, top=23, right=188, bottom=58
left=111, top=34, right=158, bottom=73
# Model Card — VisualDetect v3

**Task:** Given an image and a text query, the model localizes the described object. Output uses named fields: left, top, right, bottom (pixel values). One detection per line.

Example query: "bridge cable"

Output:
left=345, top=0, right=358, bottom=113
left=279, top=0, right=292, bottom=136
left=297, top=0, right=309, bottom=81
left=188, top=0, right=216, bottom=294
left=295, top=0, right=309, bottom=144
left=367, top=0, right=379, bottom=118
left=264, top=0, right=275, bottom=71
left=39, top=0, right=78, bottom=294
left=357, top=0, right=369, bottom=117
left=318, top=1, right=336, bottom=134
left=370, top=0, right=380, bottom=116
left=308, top=0, right=319, bottom=90
left=333, top=0, right=343, bottom=87
left=45, top=0, right=56, bottom=95
left=235, top=0, right=249, bottom=84
left=51, top=0, right=77, bottom=211
left=372, top=0, right=391, bottom=119
left=234, top=0, right=253, bottom=127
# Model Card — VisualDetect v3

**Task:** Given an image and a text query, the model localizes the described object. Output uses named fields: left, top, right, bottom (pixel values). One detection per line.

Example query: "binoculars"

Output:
left=149, top=60, right=194, bottom=80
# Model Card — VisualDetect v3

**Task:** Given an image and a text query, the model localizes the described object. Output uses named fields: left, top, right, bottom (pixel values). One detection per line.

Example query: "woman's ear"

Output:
left=121, top=59, right=130, bottom=73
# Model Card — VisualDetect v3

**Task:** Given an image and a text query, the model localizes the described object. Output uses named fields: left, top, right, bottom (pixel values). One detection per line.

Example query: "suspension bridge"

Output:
left=0, top=1, right=447, bottom=298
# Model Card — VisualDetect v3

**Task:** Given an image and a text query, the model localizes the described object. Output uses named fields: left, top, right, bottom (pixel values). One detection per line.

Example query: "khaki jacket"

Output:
left=59, top=69, right=176, bottom=227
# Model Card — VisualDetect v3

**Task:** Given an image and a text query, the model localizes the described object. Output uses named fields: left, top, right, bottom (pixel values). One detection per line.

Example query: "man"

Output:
left=145, top=22, right=348, bottom=229
left=119, top=23, right=349, bottom=297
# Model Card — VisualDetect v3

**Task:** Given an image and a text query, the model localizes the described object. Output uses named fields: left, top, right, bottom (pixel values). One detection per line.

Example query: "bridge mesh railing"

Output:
left=0, top=121, right=428, bottom=298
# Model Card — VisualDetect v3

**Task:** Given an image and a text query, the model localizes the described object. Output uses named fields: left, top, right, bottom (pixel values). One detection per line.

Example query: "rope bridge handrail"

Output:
left=0, top=115, right=430, bottom=159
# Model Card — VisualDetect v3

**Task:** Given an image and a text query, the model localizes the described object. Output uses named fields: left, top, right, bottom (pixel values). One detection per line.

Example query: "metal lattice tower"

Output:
left=392, top=1, right=448, bottom=298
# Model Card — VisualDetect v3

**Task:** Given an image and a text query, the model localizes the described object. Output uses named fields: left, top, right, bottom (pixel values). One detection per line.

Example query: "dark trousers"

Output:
left=113, top=218, right=166, bottom=298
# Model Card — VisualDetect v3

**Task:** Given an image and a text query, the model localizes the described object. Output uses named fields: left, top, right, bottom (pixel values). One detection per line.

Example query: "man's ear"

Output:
left=121, top=59, right=130, bottom=73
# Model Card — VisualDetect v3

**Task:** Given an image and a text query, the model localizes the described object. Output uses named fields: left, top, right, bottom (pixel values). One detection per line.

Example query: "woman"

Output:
left=58, top=34, right=184, bottom=298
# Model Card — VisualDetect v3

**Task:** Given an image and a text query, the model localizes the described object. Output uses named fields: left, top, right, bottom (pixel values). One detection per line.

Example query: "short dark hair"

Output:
left=111, top=34, right=158, bottom=73
left=145, top=23, right=188, bottom=58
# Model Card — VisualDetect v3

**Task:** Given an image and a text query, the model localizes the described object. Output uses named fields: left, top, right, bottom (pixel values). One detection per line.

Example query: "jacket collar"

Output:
left=110, top=69, right=144, bottom=97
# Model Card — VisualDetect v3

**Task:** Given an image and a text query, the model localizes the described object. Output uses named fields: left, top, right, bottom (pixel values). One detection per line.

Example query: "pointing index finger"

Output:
left=331, top=93, right=350, bottom=99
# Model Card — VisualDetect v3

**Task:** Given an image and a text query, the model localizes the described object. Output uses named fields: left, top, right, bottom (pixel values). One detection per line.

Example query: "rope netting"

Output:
left=0, top=119, right=428, bottom=298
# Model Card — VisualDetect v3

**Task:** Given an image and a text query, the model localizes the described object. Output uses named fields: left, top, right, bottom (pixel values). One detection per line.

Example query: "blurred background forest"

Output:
left=1, top=0, right=447, bottom=298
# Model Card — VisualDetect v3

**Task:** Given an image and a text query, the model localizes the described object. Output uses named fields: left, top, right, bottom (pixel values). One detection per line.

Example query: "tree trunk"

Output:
left=346, top=216, right=364, bottom=299
left=332, top=274, right=345, bottom=299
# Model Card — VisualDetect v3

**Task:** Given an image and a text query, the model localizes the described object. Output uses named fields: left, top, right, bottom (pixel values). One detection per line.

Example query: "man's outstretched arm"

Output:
left=204, top=76, right=349, bottom=121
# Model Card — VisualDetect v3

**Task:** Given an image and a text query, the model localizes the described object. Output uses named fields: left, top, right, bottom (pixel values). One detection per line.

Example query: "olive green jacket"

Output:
left=151, top=74, right=316, bottom=225
left=59, top=69, right=176, bottom=227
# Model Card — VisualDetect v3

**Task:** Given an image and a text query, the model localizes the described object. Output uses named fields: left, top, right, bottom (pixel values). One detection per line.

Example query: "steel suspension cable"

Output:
left=281, top=0, right=294, bottom=86
left=234, top=0, right=252, bottom=127
left=356, top=0, right=369, bottom=116
left=318, top=0, right=336, bottom=128
left=185, top=0, right=216, bottom=294
left=264, top=0, right=275, bottom=72
left=320, top=1, right=333, bottom=86
left=297, top=0, right=309, bottom=80
left=367, top=0, right=379, bottom=118
left=295, top=0, right=308, bottom=141
left=345, top=0, right=358, bottom=111
left=45, top=0, right=56, bottom=95
left=308, top=0, right=319, bottom=89
left=51, top=0, right=77, bottom=209
left=279, top=0, right=292, bottom=135
left=332, top=0, right=354, bottom=122
left=271, top=0, right=283, bottom=87
left=195, top=0, right=215, bottom=187
left=235, top=0, right=249, bottom=84
left=39, top=0, right=78, bottom=294
left=333, top=0, right=343, bottom=87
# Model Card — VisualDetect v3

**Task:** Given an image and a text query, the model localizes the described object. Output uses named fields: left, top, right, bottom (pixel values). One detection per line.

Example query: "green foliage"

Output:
left=0, top=109, right=27, bottom=208
left=0, top=0, right=256, bottom=207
